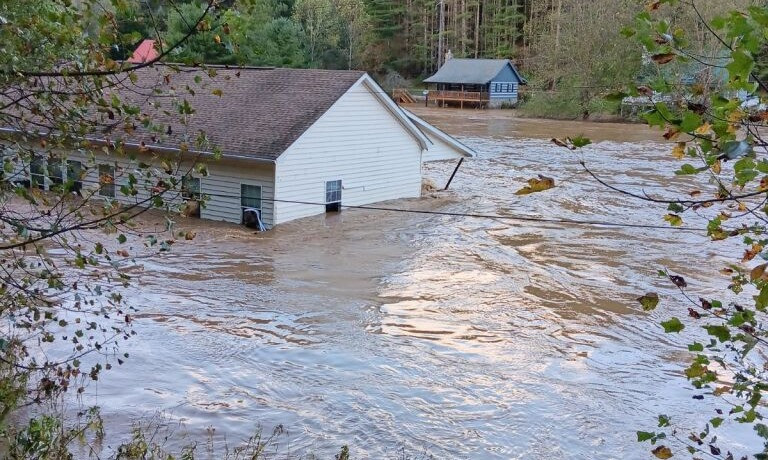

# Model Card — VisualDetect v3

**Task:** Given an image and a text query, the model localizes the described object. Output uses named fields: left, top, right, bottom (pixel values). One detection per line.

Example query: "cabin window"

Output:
left=182, top=175, right=201, bottom=200
left=325, top=180, right=342, bottom=212
left=30, top=155, right=45, bottom=189
left=240, top=184, right=262, bottom=210
left=66, top=160, right=83, bottom=194
left=98, top=164, right=115, bottom=198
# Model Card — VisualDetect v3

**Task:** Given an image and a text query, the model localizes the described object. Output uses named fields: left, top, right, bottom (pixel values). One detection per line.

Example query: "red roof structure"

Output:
left=127, top=39, right=160, bottom=64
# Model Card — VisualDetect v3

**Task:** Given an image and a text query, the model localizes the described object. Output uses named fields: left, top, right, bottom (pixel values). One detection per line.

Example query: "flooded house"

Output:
left=8, top=66, right=474, bottom=230
left=424, top=58, right=527, bottom=108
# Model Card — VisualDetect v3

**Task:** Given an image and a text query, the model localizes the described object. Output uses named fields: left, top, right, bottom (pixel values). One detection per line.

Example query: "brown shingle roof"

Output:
left=118, top=66, right=366, bottom=161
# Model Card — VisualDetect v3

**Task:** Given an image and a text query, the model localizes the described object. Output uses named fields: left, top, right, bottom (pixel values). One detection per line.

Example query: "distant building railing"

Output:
left=432, top=90, right=489, bottom=102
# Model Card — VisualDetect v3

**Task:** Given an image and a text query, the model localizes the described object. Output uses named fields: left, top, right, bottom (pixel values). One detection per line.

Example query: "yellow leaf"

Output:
left=738, top=202, right=748, bottom=211
left=711, top=160, right=722, bottom=174
left=671, top=142, right=685, bottom=160
left=664, top=214, right=683, bottom=226
left=652, top=445, right=673, bottom=459
left=515, top=175, right=555, bottom=195
left=728, top=109, right=745, bottom=123
left=695, top=122, right=713, bottom=135
left=713, top=385, right=731, bottom=396
left=743, top=244, right=763, bottom=262
left=214, top=34, right=222, bottom=44
left=750, top=263, right=768, bottom=282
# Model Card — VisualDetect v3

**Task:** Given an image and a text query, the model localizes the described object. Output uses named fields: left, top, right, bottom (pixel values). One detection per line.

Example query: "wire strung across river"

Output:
left=200, top=192, right=712, bottom=233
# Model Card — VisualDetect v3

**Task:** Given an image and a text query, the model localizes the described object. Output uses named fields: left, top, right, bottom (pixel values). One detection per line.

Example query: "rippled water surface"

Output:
left=82, top=108, right=750, bottom=458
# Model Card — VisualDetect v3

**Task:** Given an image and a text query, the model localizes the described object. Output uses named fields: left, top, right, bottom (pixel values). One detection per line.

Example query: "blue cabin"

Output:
left=423, top=58, right=527, bottom=108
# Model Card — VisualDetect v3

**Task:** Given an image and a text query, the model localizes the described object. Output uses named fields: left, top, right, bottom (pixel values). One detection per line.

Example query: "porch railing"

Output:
left=431, top=90, right=489, bottom=101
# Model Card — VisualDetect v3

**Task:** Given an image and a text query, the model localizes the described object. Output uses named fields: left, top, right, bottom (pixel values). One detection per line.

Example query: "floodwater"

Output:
left=77, top=108, right=754, bottom=458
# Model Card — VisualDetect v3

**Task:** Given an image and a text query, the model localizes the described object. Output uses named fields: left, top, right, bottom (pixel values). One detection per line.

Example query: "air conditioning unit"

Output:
left=242, top=207, right=266, bottom=231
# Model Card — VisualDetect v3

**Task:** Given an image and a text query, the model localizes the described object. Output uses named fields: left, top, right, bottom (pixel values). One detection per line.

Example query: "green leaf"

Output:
left=675, top=163, right=699, bottom=175
left=661, top=317, right=685, bottom=333
left=638, top=292, right=660, bottom=311
left=710, top=417, right=724, bottom=428
left=667, top=203, right=684, bottom=213
left=571, top=136, right=592, bottom=148
left=117, top=234, right=127, bottom=244
left=688, top=342, right=704, bottom=352
left=637, top=431, right=655, bottom=442
left=727, top=48, right=755, bottom=83
left=755, top=423, right=768, bottom=439
left=680, top=111, right=702, bottom=132
left=704, top=325, right=731, bottom=342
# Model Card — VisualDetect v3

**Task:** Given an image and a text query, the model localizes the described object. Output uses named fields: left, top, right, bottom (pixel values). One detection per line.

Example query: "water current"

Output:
left=79, top=108, right=753, bottom=459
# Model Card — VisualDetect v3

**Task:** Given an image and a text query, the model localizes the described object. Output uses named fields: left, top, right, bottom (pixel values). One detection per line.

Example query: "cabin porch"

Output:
left=430, top=83, right=489, bottom=108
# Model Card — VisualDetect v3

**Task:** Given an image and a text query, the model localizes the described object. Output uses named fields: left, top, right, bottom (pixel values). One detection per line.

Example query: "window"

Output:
left=240, top=184, right=261, bottom=209
left=30, top=155, right=45, bottom=189
left=182, top=175, right=201, bottom=200
left=66, top=160, right=83, bottom=194
left=98, top=164, right=115, bottom=198
left=47, top=160, right=63, bottom=188
left=493, top=83, right=500, bottom=92
left=325, top=180, right=342, bottom=213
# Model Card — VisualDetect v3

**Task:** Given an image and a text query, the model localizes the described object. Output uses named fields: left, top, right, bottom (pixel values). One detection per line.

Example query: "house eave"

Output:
left=400, top=109, right=476, bottom=158
left=0, top=127, right=277, bottom=164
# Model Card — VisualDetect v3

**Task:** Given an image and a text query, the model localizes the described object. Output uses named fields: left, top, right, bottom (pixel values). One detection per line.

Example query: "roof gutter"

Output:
left=0, top=127, right=277, bottom=164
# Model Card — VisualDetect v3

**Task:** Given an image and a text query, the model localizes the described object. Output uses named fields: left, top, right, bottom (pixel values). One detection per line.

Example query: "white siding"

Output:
left=273, top=80, right=424, bottom=224
left=11, top=147, right=276, bottom=227
left=199, top=159, right=275, bottom=226
left=421, top=133, right=466, bottom=162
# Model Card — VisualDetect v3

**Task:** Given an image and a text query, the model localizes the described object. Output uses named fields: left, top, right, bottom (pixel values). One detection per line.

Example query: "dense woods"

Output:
left=113, top=0, right=759, bottom=117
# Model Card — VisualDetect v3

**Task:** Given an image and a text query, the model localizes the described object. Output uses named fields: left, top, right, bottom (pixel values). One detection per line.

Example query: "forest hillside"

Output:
left=116, top=0, right=760, bottom=118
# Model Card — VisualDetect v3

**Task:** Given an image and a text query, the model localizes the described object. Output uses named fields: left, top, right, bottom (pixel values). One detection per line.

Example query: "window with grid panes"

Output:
left=325, top=180, right=342, bottom=203
left=241, top=184, right=261, bottom=209
left=30, top=155, right=45, bottom=189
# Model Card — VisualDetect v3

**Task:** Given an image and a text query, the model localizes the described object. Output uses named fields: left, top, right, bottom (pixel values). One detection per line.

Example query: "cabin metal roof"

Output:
left=116, top=66, right=367, bottom=161
left=423, top=59, right=526, bottom=85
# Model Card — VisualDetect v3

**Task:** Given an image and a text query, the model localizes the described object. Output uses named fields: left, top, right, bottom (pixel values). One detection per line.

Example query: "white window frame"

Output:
left=66, top=160, right=83, bottom=193
left=325, top=180, right=342, bottom=204
left=240, top=184, right=262, bottom=210
left=30, top=155, right=45, bottom=189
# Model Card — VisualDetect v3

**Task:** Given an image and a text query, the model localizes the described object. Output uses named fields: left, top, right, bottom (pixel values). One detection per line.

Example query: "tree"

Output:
left=0, top=0, right=216, bottom=454
left=560, top=1, right=768, bottom=457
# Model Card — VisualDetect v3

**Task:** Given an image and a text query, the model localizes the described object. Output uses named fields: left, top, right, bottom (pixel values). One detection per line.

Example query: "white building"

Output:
left=7, top=66, right=475, bottom=229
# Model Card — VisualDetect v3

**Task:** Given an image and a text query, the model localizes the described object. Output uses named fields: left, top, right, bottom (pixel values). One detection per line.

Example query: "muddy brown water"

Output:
left=72, top=108, right=756, bottom=458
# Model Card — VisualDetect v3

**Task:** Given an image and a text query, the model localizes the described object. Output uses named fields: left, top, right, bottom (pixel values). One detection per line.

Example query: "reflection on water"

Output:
left=80, top=111, right=751, bottom=459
